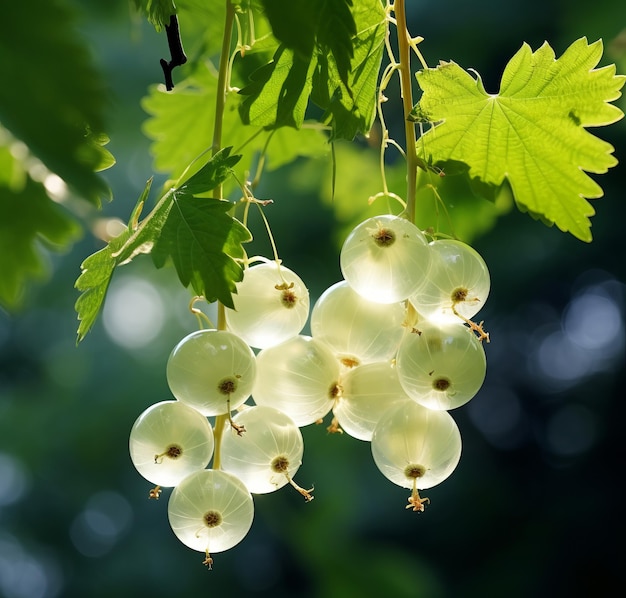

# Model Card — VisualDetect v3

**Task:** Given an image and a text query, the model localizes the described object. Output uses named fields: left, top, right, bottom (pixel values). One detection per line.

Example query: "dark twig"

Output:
left=160, top=14, right=187, bottom=90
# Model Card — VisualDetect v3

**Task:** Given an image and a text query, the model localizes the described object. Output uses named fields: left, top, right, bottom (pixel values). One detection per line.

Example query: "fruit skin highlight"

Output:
left=340, top=215, right=432, bottom=304
left=253, top=335, right=340, bottom=427
left=225, top=262, right=310, bottom=349
left=409, top=239, right=490, bottom=325
left=311, top=280, right=406, bottom=366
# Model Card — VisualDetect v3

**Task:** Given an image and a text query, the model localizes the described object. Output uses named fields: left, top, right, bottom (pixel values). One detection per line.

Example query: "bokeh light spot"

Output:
left=103, top=277, right=165, bottom=349
left=70, top=491, right=133, bottom=558
left=0, top=452, right=30, bottom=507
left=0, top=534, right=63, bottom=598
left=564, top=291, right=623, bottom=351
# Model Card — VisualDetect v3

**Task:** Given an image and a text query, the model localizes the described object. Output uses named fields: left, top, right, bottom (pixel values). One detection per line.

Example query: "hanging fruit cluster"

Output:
left=129, top=212, right=490, bottom=567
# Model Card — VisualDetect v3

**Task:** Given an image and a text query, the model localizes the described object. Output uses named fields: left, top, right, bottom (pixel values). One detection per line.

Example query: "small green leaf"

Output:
left=316, top=0, right=356, bottom=91
left=74, top=178, right=154, bottom=342
left=74, top=228, right=132, bottom=344
left=242, top=0, right=384, bottom=138
left=416, top=38, right=625, bottom=241
left=142, top=67, right=219, bottom=182
left=259, top=0, right=356, bottom=80
left=0, top=177, right=81, bottom=310
left=151, top=196, right=251, bottom=308
left=259, top=0, right=318, bottom=61
left=179, top=147, right=242, bottom=195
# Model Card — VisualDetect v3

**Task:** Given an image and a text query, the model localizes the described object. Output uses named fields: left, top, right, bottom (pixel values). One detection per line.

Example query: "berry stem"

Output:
left=212, top=0, right=236, bottom=166
left=212, top=414, right=226, bottom=470
left=393, top=0, right=418, bottom=224
left=285, top=474, right=314, bottom=502
left=189, top=296, right=215, bottom=329
left=406, top=478, right=430, bottom=512
left=210, top=1, right=236, bottom=474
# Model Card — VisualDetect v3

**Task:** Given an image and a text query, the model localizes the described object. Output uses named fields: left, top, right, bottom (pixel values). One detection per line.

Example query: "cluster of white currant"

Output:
left=128, top=213, right=490, bottom=567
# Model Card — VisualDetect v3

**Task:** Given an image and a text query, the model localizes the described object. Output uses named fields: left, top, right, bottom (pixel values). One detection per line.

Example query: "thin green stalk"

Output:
left=212, top=414, right=227, bottom=470
left=211, top=1, right=236, bottom=469
left=212, top=0, right=235, bottom=331
left=394, top=0, right=418, bottom=224
left=212, top=0, right=236, bottom=170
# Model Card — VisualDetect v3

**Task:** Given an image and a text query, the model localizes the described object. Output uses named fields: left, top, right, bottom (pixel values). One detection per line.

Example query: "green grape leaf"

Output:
left=241, top=0, right=385, bottom=138
left=259, top=0, right=317, bottom=60
left=142, top=67, right=220, bottom=182
left=316, top=0, right=356, bottom=91
left=415, top=38, right=625, bottom=242
left=0, top=177, right=81, bottom=310
left=75, top=149, right=249, bottom=341
left=74, top=228, right=133, bottom=344
left=239, top=45, right=317, bottom=128
left=151, top=196, right=251, bottom=308
left=0, top=0, right=111, bottom=205
left=74, top=179, right=154, bottom=343
left=179, top=147, right=242, bottom=195
left=142, top=64, right=328, bottom=183
left=259, top=0, right=356, bottom=88
left=310, top=0, right=386, bottom=139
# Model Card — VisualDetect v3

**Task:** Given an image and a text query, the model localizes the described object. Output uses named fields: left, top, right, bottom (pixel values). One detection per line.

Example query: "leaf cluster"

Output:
left=75, top=148, right=250, bottom=342
left=239, top=0, right=386, bottom=139
left=76, top=0, right=385, bottom=339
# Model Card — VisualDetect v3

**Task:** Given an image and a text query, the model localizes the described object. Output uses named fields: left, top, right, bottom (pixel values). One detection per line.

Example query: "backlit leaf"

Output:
left=75, top=150, right=249, bottom=341
left=415, top=38, right=625, bottom=241
left=151, top=196, right=251, bottom=307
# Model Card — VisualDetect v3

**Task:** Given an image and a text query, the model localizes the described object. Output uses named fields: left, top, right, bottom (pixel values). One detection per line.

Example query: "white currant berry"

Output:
left=333, top=361, right=412, bottom=441
left=225, top=261, right=310, bottom=349
left=129, top=400, right=214, bottom=487
left=340, top=214, right=431, bottom=303
left=310, top=280, right=407, bottom=367
left=396, top=320, right=486, bottom=410
left=410, top=239, right=490, bottom=324
left=371, top=401, right=462, bottom=491
left=166, top=329, right=256, bottom=417
left=253, top=335, right=340, bottom=426
left=167, top=469, right=254, bottom=556
left=221, top=406, right=306, bottom=495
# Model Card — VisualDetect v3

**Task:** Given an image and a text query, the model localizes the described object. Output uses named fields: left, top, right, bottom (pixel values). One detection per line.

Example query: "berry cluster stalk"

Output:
left=393, top=0, right=419, bottom=224
left=211, top=0, right=237, bottom=470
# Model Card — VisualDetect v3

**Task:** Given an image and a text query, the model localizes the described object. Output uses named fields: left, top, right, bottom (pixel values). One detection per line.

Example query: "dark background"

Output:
left=1, top=1, right=625, bottom=597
